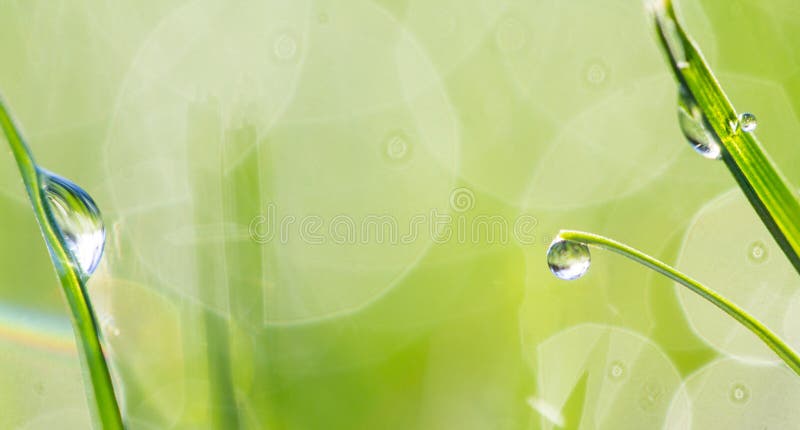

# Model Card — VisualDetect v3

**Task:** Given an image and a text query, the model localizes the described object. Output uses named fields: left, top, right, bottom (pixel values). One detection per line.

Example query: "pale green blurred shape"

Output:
left=1, top=0, right=800, bottom=428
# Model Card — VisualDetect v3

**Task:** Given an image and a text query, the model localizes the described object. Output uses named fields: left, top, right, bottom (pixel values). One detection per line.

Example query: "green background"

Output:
left=1, top=0, right=800, bottom=428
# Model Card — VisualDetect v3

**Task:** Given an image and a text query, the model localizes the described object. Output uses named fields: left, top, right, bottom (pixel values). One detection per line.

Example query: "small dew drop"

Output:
left=42, top=171, right=105, bottom=278
left=547, top=239, right=591, bottom=281
left=747, top=240, right=768, bottom=263
left=677, top=87, right=722, bottom=160
left=729, top=383, right=750, bottom=404
left=738, top=112, right=757, bottom=132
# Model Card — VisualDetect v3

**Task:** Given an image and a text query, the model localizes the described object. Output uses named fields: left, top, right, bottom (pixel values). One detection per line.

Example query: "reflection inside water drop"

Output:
left=42, top=170, right=105, bottom=277
left=677, top=87, right=722, bottom=160
left=547, top=239, right=591, bottom=281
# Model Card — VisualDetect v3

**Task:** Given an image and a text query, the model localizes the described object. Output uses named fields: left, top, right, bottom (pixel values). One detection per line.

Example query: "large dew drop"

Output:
left=547, top=239, right=591, bottom=281
left=42, top=171, right=105, bottom=277
left=677, top=87, right=722, bottom=160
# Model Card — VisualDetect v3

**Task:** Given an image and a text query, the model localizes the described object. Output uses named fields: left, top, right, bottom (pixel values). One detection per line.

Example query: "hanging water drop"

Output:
left=677, top=87, right=722, bottom=159
left=42, top=170, right=105, bottom=277
left=547, top=239, right=591, bottom=281
left=738, top=112, right=757, bottom=132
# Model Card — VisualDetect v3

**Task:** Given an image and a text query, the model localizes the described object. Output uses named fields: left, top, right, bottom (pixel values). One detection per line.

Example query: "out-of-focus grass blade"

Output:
left=650, top=0, right=800, bottom=274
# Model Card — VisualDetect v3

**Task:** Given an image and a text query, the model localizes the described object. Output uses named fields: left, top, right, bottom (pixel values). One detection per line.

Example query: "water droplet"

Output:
left=608, top=360, right=626, bottom=380
left=42, top=171, right=105, bottom=277
left=677, top=87, right=722, bottom=159
left=729, top=383, right=750, bottom=404
left=547, top=239, right=591, bottom=281
left=738, top=112, right=757, bottom=132
left=747, top=240, right=768, bottom=263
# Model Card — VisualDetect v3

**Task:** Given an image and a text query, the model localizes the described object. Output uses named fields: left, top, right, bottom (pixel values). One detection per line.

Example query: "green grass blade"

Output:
left=650, top=0, right=800, bottom=274
left=0, top=96, right=124, bottom=429
left=556, top=230, right=800, bottom=376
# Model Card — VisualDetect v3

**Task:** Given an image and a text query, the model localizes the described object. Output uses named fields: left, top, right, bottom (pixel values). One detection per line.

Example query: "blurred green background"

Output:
left=2, top=0, right=800, bottom=428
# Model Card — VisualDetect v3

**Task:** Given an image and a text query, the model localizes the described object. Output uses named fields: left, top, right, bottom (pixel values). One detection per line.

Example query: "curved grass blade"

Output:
left=0, top=96, right=124, bottom=429
left=555, top=230, right=800, bottom=377
left=650, top=0, right=800, bottom=274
